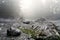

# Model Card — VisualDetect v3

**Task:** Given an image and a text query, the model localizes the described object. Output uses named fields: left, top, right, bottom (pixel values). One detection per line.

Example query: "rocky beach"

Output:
left=0, top=18, right=60, bottom=40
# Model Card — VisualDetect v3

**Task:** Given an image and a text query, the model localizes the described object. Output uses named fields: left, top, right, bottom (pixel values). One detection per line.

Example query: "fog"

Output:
left=0, top=0, right=20, bottom=18
left=0, top=0, right=60, bottom=20
left=20, top=0, right=60, bottom=20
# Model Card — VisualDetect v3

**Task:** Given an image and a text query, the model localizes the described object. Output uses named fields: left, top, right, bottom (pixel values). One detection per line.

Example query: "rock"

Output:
left=7, top=27, right=21, bottom=36
left=23, top=21, right=30, bottom=24
left=35, top=18, right=46, bottom=23
left=35, top=35, right=60, bottom=40
left=46, top=35, right=60, bottom=40
left=35, top=38, right=45, bottom=40
left=0, top=28, right=2, bottom=30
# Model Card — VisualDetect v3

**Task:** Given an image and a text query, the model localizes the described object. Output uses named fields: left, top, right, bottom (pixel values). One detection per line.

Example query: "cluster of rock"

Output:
left=0, top=18, right=60, bottom=40
left=20, top=18, right=60, bottom=40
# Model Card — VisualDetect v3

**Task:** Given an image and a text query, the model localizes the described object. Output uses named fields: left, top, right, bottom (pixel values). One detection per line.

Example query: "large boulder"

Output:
left=23, top=20, right=30, bottom=24
left=7, top=27, right=21, bottom=37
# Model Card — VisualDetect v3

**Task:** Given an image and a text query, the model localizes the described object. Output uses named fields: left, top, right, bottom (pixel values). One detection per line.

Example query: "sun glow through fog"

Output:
left=20, top=0, right=33, bottom=17
left=42, top=0, right=46, bottom=5
left=20, top=0, right=48, bottom=19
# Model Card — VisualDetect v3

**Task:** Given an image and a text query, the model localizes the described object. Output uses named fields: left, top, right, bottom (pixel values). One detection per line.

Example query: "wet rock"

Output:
left=7, top=27, right=21, bottom=37
left=46, top=35, right=60, bottom=40
left=35, top=18, right=46, bottom=23
left=23, top=21, right=30, bottom=24
left=35, top=38, right=45, bottom=40
left=0, top=28, right=2, bottom=30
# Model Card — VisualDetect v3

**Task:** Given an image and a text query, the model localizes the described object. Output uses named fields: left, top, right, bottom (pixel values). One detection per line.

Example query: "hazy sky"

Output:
left=0, top=0, right=60, bottom=20
left=0, top=0, right=20, bottom=18
left=20, top=0, right=60, bottom=20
